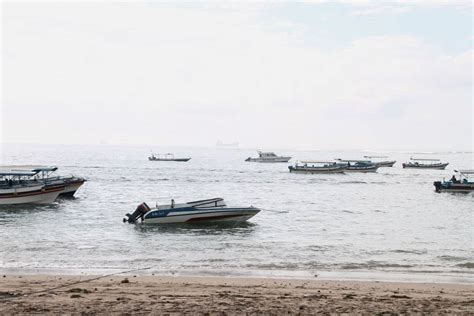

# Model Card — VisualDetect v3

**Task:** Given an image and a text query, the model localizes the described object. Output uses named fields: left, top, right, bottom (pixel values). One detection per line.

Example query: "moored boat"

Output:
left=288, top=161, right=345, bottom=174
left=402, top=158, right=448, bottom=169
left=434, top=170, right=474, bottom=193
left=148, top=153, right=191, bottom=162
left=124, top=198, right=260, bottom=224
left=336, top=159, right=379, bottom=173
left=0, top=170, right=64, bottom=205
left=2, top=165, right=86, bottom=197
left=245, top=151, right=291, bottom=163
left=363, top=156, right=396, bottom=167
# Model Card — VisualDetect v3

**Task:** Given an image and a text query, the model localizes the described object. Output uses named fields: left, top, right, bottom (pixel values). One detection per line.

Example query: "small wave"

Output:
left=456, top=262, right=474, bottom=269
left=373, top=209, right=386, bottom=213
left=341, top=262, right=415, bottom=270
left=342, top=210, right=356, bottom=214
left=340, top=181, right=367, bottom=184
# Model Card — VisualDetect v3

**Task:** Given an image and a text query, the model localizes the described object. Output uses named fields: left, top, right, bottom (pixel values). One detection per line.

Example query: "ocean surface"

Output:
left=0, top=144, right=473, bottom=283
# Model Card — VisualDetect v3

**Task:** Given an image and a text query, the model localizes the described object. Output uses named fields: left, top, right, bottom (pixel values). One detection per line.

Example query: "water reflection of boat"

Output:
left=245, top=151, right=291, bottom=163
left=363, top=156, right=396, bottom=167
left=402, top=158, right=448, bottom=169
left=148, top=153, right=191, bottom=162
left=434, top=170, right=474, bottom=193
left=288, top=161, right=345, bottom=174
left=124, top=198, right=260, bottom=224
left=0, top=170, right=64, bottom=205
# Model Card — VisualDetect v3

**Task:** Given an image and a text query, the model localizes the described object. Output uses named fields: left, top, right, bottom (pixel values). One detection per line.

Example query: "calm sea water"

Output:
left=0, top=144, right=473, bottom=282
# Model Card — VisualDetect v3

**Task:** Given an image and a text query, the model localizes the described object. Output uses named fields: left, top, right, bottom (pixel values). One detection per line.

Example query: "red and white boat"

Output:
left=0, top=170, right=64, bottom=205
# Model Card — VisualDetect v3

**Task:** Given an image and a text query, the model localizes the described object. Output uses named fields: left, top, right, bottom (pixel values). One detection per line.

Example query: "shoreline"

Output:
left=1, top=274, right=473, bottom=314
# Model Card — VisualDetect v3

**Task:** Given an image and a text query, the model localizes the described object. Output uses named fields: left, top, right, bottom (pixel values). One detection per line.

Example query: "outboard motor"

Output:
left=123, top=202, right=151, bottom=223
left=433, top=181, right=442, bottom=193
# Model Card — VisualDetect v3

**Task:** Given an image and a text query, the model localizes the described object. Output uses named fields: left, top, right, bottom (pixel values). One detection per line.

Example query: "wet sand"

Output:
left=0, top=274, right=472, bottom=314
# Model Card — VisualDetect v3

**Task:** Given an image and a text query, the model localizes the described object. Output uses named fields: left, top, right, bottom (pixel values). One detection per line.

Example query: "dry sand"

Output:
left=0, top=274, right=473, bottom=314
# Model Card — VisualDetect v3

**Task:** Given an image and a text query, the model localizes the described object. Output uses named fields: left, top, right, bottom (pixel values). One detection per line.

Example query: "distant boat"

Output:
left=363, top=156, right=396, bottom=167
left=123, top=198, right=260, bottom=224
left=289, top=161, right=345, bottom=174
left=0, top=170, right=64, bottom=205
left=402, top=158, right=448, bottom=169
left=245, top=151, right=291, bottom=163
left=336, top=159, right=379, bottom=173
left=434, top=170, right=474, bottom=193
left=148, top=153, right=191, bottom=162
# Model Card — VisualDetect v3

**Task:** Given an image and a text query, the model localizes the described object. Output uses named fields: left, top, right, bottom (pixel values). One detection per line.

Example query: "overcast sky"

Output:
left=1, top=1, right=473, bottom=151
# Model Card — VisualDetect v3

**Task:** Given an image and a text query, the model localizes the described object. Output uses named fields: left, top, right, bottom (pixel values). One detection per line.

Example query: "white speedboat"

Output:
left=0, top=170, right=64, bottom=205
left=124, top=198, right=260, bottom=224
left=403, top=158, right=448, bottom=169
left=289, top=161, right=345, bottom=174
left=245, top=151, right=291, bottom=163
left=3, top=165, right=86, bottom=197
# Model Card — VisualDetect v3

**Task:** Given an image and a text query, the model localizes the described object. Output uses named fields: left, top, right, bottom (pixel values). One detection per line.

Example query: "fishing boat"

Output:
left=363, top=156, right=396, bottom=167
left=124, top=197, right=260, bottom=224
left=288, top=161, right=345, bottom=174
left=434, top=170, right=474, bottom=193
left=148, top=153, right=191, bottom=162
left=336, top=159, right=379, bottom=173
left=2, top=165, right=86, bottom=197
left=0, top=170, right=64, bottom=205
left=245, top=151, right=291, bottom=163
left=402, top=158, right=449, bottom=169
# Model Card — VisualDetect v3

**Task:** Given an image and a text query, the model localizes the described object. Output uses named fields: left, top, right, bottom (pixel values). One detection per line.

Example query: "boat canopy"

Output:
left=410, top=158, right=440, bottom=161
left=0, top=170, right=39, bottom=177
left=336, top=159, right=371, bottom=163
left=298, top=160, right=336, bottom=164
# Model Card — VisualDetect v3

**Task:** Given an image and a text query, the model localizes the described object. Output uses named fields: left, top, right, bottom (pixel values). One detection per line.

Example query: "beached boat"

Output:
left=2, top=165, right=86, bottom=197
left=124, top=198, right=260, bottom=224
left=363, top=156, right=396, bottom=167
left=402, top=158, right=449, bottom=169
left=336, top=159, right=379, bottom=173
left=288, top=161, right=346, bottom=174
left=148, top=153, right=191, bottom=162
left=0, top=170, right=64, bottom=205
left=434, top=170, right=474, bottom=193
left=245, top=151, right=291, bottom=163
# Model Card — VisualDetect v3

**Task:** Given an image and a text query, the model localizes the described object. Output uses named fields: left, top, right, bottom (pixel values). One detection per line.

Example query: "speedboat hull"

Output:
left=0, top=185, right=63, bottom=205
left=143, top=207, right=260, bottom=224
left=44, top=177, right=86, bottom=197
left=374, top=161, right=396, bottom=167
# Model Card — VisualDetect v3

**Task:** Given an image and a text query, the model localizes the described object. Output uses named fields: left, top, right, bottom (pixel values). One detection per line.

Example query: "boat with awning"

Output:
left=402, top=158, right=449, bottom=169
left=148, top=153, right=191, bottom=162
left=288, top=161, right=345, bottom=174
left=335, top=159, right=379, bottom=173
left=0, top=170, right=64, bottom=205
left=245, top=151, right=291, bottom=163
left=363, top=156, right=396, bottom=167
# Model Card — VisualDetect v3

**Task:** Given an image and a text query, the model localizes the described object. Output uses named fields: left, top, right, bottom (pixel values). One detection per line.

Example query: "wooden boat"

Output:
left=245, top=151, right=291, bottom=163
left=288, top=161, right=345, bottom=174
left=124, top=198, right=260, bottom=224
left=363, top=156, right=396, bottom=167
left=434, top=170, right=474, bottom=192
left=148, top=153, right=191, bottom=162
left=402, top=158, right=448, bottom=169
left=336, top=159, right=379, bottom=173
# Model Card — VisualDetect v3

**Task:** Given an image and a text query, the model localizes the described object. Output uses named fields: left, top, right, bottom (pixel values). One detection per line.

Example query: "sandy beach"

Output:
left=0, top=274, right=472, bottom=314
